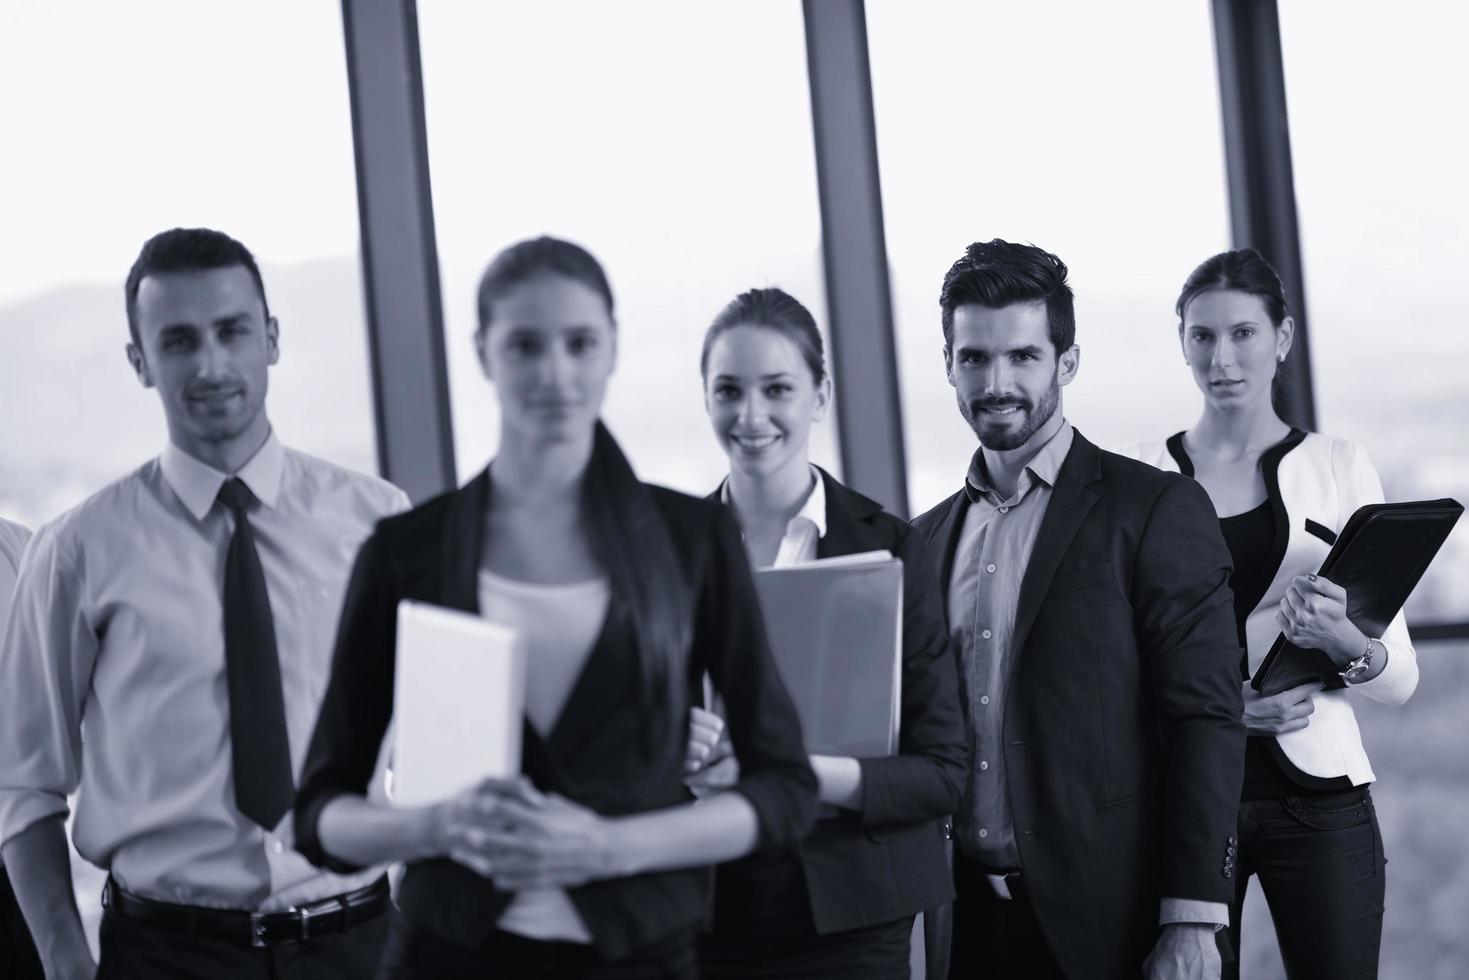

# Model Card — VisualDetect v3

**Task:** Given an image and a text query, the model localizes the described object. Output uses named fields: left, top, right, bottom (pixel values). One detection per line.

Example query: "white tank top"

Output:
left=478, top=569, right=611, bottom=945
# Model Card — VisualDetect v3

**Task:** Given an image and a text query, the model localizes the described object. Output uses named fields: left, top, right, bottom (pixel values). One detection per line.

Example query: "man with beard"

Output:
left=0, top=228, right=408, bottom=979
left=911, top=240, right=1245, bottom=980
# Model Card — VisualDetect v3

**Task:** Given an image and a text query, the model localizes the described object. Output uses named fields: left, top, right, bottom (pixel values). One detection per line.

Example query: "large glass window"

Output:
left=1278, top=7, right=1469, bottom=978
left=867, top=0, right=1231, bottom=514
left=0, top=1, right=375, bottom=531
left=0, top=0, right=371, bottom=951
left=1280, top=2, right=1469, bottom=627
left=416, top=1, right=834, bottom=493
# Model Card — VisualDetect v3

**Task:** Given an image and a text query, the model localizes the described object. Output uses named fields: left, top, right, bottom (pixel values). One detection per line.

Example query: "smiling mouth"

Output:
left=190, top=390, right=242, bottom=404
left=1210, top=379, right=1244, bottom=387
left=732, top=433, right=780, bottom=451
left=977, top=405, right=1024, bottom=417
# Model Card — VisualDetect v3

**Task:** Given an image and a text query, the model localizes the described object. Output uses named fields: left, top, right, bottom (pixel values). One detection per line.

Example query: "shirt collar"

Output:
left=721, top=464, right=827, bottom=539
left=965, top=419, right=1075, bottom=502
left=161, top=430, right=285, bottom=521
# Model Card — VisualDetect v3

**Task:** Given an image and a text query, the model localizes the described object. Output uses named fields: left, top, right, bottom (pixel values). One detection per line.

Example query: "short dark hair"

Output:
left=701, top=286, right=827, bottom=385
left=939, top=239, right=1075, bottom=354
left=1175, top=247, right=1289, bottom=326
left=476, top=235, right=614, bottom=333
left=124, top=227, right=270, bottom=345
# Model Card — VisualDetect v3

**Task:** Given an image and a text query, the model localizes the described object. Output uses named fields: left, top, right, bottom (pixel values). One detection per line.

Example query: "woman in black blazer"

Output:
left=293, top=238, right=817, bottom=979
left=687, top=287, right=967, bottom=979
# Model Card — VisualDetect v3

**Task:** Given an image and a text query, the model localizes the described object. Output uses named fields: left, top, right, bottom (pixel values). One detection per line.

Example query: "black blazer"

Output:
left=294, top=469, right=817, bottom=961
left=709, top=469, right=967, bottom=936
left=911, top=431, right=1246, bottom=980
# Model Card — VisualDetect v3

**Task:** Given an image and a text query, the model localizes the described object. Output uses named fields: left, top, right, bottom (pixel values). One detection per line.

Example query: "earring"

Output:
left=1277, top=353, right=1286, bottom=363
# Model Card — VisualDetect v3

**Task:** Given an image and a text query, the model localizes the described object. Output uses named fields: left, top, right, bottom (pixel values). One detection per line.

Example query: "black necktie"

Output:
left=218, top=477, right=294, bottom=830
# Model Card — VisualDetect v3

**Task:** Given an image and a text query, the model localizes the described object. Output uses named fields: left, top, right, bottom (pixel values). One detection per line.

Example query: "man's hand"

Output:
left=1241, top=679, right=1323, bottom=736
left=1144, top=922, right=1221, bottom=980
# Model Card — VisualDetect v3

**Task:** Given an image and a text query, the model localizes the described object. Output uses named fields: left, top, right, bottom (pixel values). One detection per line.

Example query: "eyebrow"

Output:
left=712, top=372, right=797, bottom=381
left=501, top=323, right=600, bottom=334
left=956, top=344, right=1044, bottom=357
left=1186, top=320, right=1261, bottom=330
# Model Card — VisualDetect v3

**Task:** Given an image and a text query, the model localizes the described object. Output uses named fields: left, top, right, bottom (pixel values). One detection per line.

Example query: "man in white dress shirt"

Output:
left=0, top=228, right=408, bottom=979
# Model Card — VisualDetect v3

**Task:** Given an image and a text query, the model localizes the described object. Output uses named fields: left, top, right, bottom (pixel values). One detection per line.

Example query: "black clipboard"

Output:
left=1251, top=498, right=1463, bottom=696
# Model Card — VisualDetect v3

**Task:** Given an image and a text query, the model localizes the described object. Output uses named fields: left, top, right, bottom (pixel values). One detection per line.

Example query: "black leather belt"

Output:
left=102, top=876, right=389, bottom=948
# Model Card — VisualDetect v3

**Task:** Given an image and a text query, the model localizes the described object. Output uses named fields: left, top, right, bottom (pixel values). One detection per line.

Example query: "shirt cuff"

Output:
left=1159, top=897, right=1229, bottom=930
left=0, top=790, right=71, bottom=852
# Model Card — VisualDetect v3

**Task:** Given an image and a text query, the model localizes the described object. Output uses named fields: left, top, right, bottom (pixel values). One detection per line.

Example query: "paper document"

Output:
left=390, top=600, right=526, bottom=807
left=753, top=552, right=903, bottom=757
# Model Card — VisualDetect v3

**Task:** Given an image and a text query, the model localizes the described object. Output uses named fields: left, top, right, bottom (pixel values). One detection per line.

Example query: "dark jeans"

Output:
left=1, top=865, right=44, bottom=980
left=698, top=915, right=914, bottom=979
left=95, top=906, right=388, bottom=980
left=1224, top=786, right=1386, bottom=980
left=950, top=856, right=1065, bottom=980
left=377, top=912, right=697, bottom=980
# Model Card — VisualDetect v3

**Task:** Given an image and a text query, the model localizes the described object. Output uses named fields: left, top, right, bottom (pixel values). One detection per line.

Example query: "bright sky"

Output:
left=0, top=0, right=360, bottom=306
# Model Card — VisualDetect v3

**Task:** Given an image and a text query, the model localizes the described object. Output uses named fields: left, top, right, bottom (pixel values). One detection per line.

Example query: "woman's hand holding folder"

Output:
left=1241, top=679, right=1324, bottom=737
left=1276, top=574, right=1368, bottom=669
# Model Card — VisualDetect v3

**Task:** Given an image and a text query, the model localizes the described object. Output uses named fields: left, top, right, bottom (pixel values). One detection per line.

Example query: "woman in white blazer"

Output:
left=1120, top=249, right=1417, bottom=980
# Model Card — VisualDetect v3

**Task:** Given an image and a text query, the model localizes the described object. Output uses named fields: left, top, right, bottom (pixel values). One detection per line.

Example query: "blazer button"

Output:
left=1223, top=868, right=1233, bottom=879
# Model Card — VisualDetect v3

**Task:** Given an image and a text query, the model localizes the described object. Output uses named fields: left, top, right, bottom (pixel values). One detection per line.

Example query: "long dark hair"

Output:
left=1175, top=248, right=1293, bottom=420
left=477, top=236, right=692, bottom=746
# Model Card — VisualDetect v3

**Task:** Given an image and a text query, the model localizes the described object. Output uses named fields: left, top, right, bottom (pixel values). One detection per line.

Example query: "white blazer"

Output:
left=1118, top=432, right=1418, bottom=785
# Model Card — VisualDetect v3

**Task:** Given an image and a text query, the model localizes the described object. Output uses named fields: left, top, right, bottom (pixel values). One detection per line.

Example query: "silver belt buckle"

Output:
left=985, top=872, right=1014, bottom=901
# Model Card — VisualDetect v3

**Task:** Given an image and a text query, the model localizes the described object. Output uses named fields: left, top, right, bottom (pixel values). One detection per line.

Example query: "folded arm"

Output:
left=854, top=526, right=967, bottom=828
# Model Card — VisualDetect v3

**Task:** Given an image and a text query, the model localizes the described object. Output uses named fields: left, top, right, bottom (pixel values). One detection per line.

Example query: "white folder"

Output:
left=389, top=600, right=526, bottom=807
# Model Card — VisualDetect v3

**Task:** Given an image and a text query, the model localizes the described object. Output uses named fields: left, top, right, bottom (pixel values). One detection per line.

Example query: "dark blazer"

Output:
left=708, top=469, right=967, bottom=937
left=911, top=430, right=1246, bottom=980
left=294, top=469, right=817, bottom=961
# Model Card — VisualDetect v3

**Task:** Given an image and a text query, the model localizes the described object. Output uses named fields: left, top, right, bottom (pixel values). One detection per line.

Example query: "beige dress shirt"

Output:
left=0, top=433, right=408, bottom=910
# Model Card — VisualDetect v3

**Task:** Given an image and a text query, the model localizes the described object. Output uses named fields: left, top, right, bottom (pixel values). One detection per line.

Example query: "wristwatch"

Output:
left=1340, top=638, right=1380, bottom=683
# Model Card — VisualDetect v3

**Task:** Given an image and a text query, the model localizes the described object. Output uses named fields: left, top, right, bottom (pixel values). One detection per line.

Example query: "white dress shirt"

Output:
left=0, top=433, right=408, bottom=910
left=721, top=465, right=827, bottom=569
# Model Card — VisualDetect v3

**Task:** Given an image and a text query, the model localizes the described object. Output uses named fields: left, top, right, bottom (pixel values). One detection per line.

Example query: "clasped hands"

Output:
left=431, top=776, right=624, bottom=891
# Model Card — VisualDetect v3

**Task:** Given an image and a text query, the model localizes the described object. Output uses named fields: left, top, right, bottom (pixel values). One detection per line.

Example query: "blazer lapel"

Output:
left=444, top=468, right=563, bottom=785
left=816, top=467, right=883, bottom=559
left=1009, top=435, right=1102, bottom=660
left=440, top=468, right=490, bottom=614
